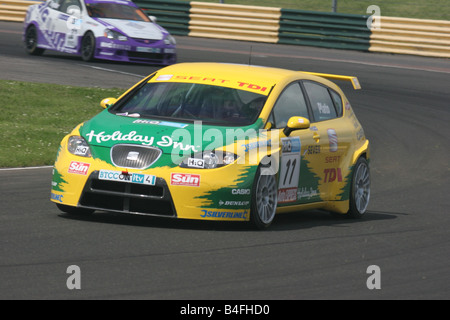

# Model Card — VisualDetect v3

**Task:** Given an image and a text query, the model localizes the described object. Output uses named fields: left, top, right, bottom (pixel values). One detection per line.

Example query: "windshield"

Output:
left=86, top=3, right=150, bottom=21
left=110, top=82, right=267, bottom=126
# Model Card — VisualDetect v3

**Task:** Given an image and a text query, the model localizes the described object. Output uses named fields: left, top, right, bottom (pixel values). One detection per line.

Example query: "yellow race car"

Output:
left=51, top=62, right=370, bottom=229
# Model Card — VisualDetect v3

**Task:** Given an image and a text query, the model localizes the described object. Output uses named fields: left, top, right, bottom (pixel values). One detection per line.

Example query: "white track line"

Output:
left=77, top=64, right=144, bottom=78
left=0, top=166, right=53, bottom=171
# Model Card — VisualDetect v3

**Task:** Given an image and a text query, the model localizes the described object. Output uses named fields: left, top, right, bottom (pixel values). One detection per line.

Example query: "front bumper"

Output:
left=95, top=37, right=176, bottom=65
left=79, top=171, right=177, bottom=217
left=51, top=155, right=256, bottom=222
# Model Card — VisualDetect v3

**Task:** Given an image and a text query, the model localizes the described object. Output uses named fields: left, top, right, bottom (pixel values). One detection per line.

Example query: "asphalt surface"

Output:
left=1, top=21, right=450, bottom=300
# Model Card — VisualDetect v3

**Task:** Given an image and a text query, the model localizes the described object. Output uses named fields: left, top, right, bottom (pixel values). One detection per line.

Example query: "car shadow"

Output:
left=58, top=209, right=400, bottom=232
left=269, top=210, right=400, bottom=231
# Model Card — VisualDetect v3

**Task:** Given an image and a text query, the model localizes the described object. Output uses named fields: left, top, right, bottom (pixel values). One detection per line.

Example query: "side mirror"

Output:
left=100, top=97, right=117, bottom=109
left=66, top=6, right=81, bottom=18
left=264, top=121, right=273, bottom=130
left=283, top=116, right=310, bottom=136
left=148, top=15, right=157, bottom=23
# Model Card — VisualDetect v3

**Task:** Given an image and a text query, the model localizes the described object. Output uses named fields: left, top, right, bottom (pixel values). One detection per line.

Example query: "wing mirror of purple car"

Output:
left=283, top=116, right=310, bottom=136
left=148, top=15, right=157, bottom=23
left=100, top=97, right=118, bottom=109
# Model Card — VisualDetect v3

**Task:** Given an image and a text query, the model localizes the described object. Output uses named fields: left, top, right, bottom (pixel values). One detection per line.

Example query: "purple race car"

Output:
left=23, top=0, right=177, bottom=65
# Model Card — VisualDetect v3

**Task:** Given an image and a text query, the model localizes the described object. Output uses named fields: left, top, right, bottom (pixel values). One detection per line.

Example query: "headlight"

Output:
left=67, top=136, right=92, bottom=157
left=104, top=29, right=127, bottom=41
left=164, top=35, right=176, bottom=45
left=180, top=151, right=237, bottom=169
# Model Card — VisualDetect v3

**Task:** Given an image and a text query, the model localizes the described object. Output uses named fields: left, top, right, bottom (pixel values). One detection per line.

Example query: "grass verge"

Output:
left=0, top=80, right=124, bottom=168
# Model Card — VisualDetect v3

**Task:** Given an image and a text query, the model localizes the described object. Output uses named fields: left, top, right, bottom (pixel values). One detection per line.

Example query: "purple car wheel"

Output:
left=25, top=25, right=44, bottom=56
left=81, top=32, right=96, bottom=62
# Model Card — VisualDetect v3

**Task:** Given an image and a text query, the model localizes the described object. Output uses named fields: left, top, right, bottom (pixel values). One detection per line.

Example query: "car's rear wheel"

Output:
left=81, top=32, right=96, bottom=62
left=348, top=157, right=370, bottom=218
left=25, top=25, right=45, bottom=56
left=250, top=165, right=278, bottom=229
left=56, top=203, right=94, bottom=215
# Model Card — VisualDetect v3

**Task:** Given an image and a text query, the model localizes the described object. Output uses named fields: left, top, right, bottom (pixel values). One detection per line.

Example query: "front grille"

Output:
left=111, top=144, right=162, bottom=169
left=79, top=171, right=176, bottom=217
left=132, top=38, right=160, bottom=45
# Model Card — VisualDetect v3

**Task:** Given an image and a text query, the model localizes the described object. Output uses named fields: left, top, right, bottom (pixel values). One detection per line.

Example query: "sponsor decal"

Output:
left=200, top=209, right=248, bottom=220
left=68, top=161, right=90, bottom=175
left=85, top=130, right=199, bottom=152
left=218, top=200, right=250, bottom=206
left=133, top=119, right=160, bottom=124
left=242, top=140, right=271, bottom=153
left=99, top=170, right=156, bottom=185
left=325, top=156, right=341, bottom=163
left=51, top=192, right=64, bottom=203
left=278, top=187, right=297, bottom=203
left=158, top=121, right=188, bottom=128
left=137, top=47, right=160, bottom=53
left=73, top=145, right=89, bottom=156
left=237, top=82, right=269, bottom=93
left=327, top=129, right=338, bottom=152
left=187, top=158, right=205, bottom=169
left=57, top=13, right=69, bottom=21
left=323, top=168, right=343, bottom=183
left=231, top=188, right=251, bottom=195
left=165, top=75, right=270, bottom=93
left=317, top=102, right=331, bottom=114
left=170, top=173, right=200, bottom=187
left=86, top=130, right=154, bottom=145
left=173, top=75, right=229, bottom=84
left=99, top=42, right=131, bottom=50
left=132, top=119, right=188, bottom=128
left=281, top=137, right=301, bottom=153
left=306, top=145, right=320, bottom=155
left=297, top=187, right=319, bottom=200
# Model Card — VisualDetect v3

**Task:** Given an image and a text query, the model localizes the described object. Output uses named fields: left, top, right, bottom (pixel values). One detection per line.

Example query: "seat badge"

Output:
left=127, top=151, right=140, bottom=161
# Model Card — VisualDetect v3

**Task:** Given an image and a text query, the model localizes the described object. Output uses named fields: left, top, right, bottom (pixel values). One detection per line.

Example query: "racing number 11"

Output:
left=279, top=137, right=301, bottom=190
left=283, top=158, right=297, bottom=186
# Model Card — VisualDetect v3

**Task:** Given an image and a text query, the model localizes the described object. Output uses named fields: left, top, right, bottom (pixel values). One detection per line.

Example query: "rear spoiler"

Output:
left=300, top=71, right=361, bottom=90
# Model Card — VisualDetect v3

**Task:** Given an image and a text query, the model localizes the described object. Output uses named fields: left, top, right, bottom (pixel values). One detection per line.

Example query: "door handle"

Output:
left=313, top=132, right=320, bottom=142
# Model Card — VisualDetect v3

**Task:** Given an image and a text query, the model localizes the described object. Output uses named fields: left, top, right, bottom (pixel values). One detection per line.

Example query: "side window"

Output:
left=303, top=81, right=337, bottom=122
left=272, top=82, right=309, bottom=128
left=329, top=89, right=343, bottom=116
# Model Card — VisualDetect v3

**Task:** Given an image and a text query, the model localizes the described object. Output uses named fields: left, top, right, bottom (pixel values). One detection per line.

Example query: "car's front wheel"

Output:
left=348, top=157, right=370, bottom=218
left=81, top=32, right=96, bottom=62
left=250, top=165, right=278, bottom=229
left=25, top=25, right=45, bottom=56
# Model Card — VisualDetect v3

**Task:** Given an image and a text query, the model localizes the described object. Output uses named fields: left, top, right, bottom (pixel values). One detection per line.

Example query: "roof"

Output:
left=150, top=62, right=298, bottom=95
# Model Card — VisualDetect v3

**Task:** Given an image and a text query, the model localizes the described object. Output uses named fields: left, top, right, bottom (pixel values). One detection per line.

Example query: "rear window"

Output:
left=303, top=81, right=338, bottom=121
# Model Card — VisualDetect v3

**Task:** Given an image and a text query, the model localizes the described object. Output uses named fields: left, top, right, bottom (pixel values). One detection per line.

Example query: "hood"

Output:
left=79, top=110, right=264, bottom=155
left=96, top=18, right=164, bottom=40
